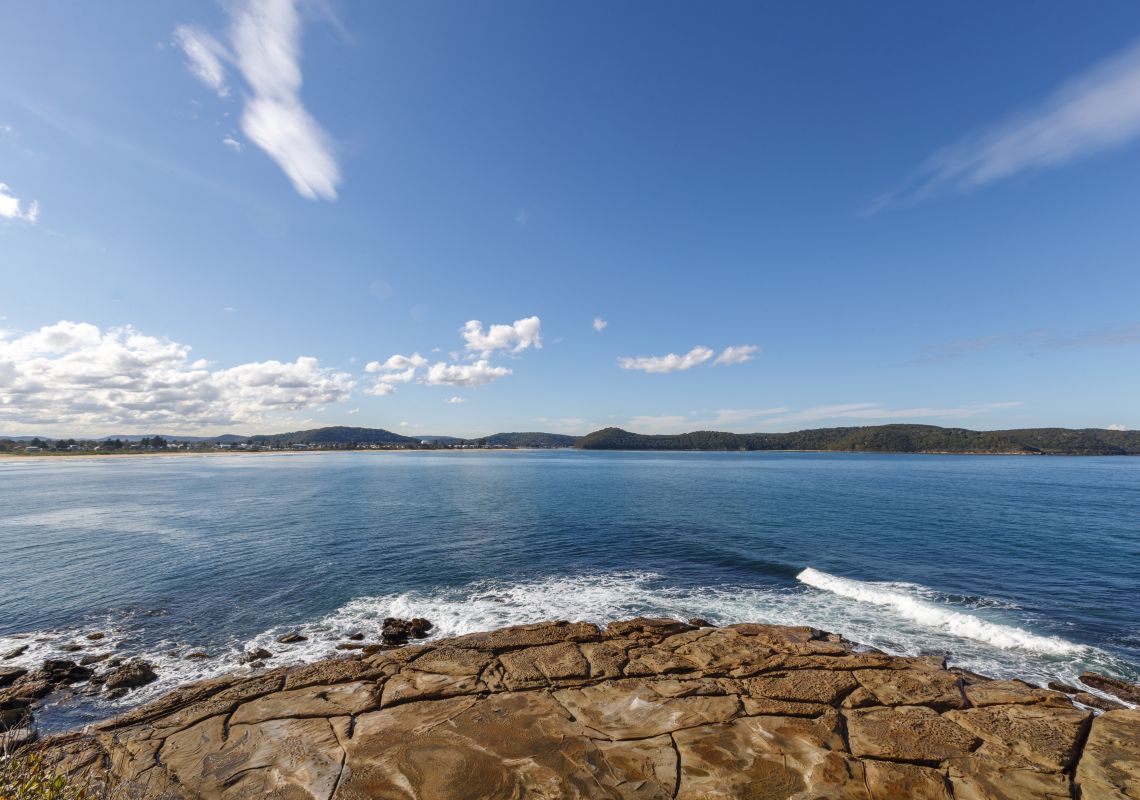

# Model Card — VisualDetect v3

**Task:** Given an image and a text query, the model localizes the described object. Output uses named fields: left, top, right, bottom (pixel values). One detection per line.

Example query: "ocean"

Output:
left=2, top=449, right=1138, bottom=731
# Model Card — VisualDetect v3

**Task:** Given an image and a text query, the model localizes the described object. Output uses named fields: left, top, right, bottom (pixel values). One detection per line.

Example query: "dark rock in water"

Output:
left=2, top=645, right=28, bottom=660
left=1048, top=681, right=1080, bottom=694
left=336, top=643, right=364, bottom=651
left=345, top=632, right=365, bottom=641
left=58, top=643, right=83, bottom=653
left=277, top=632, right=307, bottom=644
left=41, top=660, right=94, bottom=684
left=184, top=652, right=209, bottom=660
left=381, top=618, right=411, bottom=645
left=86, top=632, right=105, bottom=641
left=104, top=688, right=128, bottom=700
left=3, top=726, right=36, bottom=749
left=1079, top=672, right=1140, bottom=705
left=1074, top=692, right=1127, bottom=711
left=688, top=618, right=714, bottom=628
left=0, top=667, right=27, bottom=688
left=241, top=648, right=273, bottom=664
left=80, top=653, right=111, bottom=666
left=381, top=617, right=435, bottom=645
left=103, top=661, right=158, bottom=691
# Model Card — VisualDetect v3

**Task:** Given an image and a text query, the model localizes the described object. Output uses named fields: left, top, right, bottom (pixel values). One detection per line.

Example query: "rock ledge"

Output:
left=28, top=619, right=1140, bottom=799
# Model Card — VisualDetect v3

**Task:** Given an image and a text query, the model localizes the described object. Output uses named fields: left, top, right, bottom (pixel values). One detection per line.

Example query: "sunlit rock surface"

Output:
left=32, top=619, right=1140, bottom=799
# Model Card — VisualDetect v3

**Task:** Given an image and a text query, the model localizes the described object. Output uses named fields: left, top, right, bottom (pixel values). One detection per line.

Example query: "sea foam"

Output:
left=796, top=567, right=1081, bottom=655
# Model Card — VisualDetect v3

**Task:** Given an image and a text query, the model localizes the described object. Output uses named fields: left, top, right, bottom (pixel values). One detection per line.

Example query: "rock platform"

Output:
left=30, top=618, right=1140, bottom=799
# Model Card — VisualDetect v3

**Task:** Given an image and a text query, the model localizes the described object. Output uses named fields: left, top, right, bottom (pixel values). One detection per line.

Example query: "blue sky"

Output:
left=2, top=1, right=1139, bottom=436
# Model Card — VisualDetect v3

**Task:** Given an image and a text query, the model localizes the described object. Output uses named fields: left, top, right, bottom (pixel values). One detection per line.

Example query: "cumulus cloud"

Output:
left=462, top=316, right=542, bottom=356
left=447, top=396, right=465, bottom=404
left=713, top=345, right=759, bottom=366
left=426, top=360, right=512, bottom=387
left=174, top=0, right=341, bottom=200
left=873, top=37, right=1140, bottom=210
left=1107, top=424, right=1128, bottom=431
left=173, top=26, right=229, bottom=97
left=592, top=317, right=608, bottom=332
left=618, top=346, right=714, bottom=374
left=0, top=321, right=354, bottom=433
left=0, top=183, right=39, bottom=223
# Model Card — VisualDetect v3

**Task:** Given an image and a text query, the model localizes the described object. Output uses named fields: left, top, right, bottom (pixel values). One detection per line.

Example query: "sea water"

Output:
left=1, top=449, right=1138, bottom=730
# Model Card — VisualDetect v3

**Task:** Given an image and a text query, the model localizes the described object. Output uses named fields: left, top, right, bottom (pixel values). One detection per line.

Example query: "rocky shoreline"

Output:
left=8, top=618, right=1140, bottom=799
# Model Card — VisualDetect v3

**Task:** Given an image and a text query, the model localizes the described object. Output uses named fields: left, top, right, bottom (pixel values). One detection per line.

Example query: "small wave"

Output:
left=796, top=567, right=1079, bottom=655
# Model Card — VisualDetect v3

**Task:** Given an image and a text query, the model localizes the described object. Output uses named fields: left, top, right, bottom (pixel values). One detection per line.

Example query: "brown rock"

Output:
left=846, top=705, right=978, bottom=763
left=863, top=760, right=953, bottom=800
left=856, top=666, right=966, bottom=710
left=1079, top=671, right=1140, bottom=705
left=963, top=679, right=1069, bottom=708
left=103, top=660, right=158, bottom=691
left=554, top=680, right=740, bottom=739
left=1075, top=708, right=1140, bottom=800
left=2, top=644, right=28, bottom=660
left=447, top=620, right=601, bottom=652
left=0, top=667, right=27, bottom=688
left=276, top=632, right=307, bottom=644
left=944, top=703, right=1091, bottom=771
left=745, top=668, right=859, bottom=704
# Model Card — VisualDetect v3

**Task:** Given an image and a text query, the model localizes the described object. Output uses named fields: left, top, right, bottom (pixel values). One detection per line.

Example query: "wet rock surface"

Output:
left=24, top=618, right=1140, bottom=799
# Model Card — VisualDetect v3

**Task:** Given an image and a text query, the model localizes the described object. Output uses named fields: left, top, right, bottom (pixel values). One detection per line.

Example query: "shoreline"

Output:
left=3, top=447, right=1137, bottom=463
left=16, top=618, right=1140, bottom=799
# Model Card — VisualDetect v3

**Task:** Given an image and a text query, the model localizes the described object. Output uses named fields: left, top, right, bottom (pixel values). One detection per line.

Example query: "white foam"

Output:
left=796, top=567, right=1080, bottom=655
left=5, top=569, right=1136, bottom=729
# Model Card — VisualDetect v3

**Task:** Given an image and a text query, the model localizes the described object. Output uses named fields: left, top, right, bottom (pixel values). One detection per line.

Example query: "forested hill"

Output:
left=472, top=432, right=579, bottom=448
left=575, top=425, right=1140, bottom=455
left=250, top=426, right=417, bottom=446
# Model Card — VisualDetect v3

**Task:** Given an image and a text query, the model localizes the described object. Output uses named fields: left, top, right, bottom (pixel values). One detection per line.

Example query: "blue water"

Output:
left=1, top=450, right=1138, bottom=730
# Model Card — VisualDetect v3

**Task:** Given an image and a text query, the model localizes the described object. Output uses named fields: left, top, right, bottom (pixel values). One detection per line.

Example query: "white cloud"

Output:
left=174, top=0, right=341, bottom=201
left=0, top=321, right=355, bottom=434
left=367, top=353, right=428, bottom=372
left=447, top=396, right=465, bottom=404
left=619, top=346, right=714, bottom=374
left=876, top=37, right=1140, bottom=209
left=364, top=383, right=395, bottom=397
left=462, top=316, right=542, bottom=356
left=426, top=360, right=512, bottom=387
left=346, top=407, right=359, bottom=415
left=1107, top=423, right=1128, bottom=431
left=713, top=344, right=759, bottom=366
left=592, top=317, right=608, bottom=332
left=0, top=183, right=39, bottom=223
left=222, top=135, right=243, bottom=152
left=173, top=26, right=229, bottom=97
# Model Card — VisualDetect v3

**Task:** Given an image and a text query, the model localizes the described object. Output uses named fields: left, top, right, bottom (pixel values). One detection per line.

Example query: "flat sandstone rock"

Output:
left=26, top=618, right=1140, bottom=800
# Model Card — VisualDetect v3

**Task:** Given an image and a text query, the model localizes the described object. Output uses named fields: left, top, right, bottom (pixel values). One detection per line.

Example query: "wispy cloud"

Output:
left=0, top=182, right=39, bottom=223
left=1107, top=424, right=1128, bottom=431
left=713, top=345, right=759, bottom=366
left=175, top=0, right=341, bottom=200
left=872, top=37, right=1140, bottom=210
left=626, top=407, right=788, bottom=434
left=173, top=26, right=229, bottom=97
left=911, top=323, right=1140, bottom=365
left=222, top=135, right=243, bottom=152
left=447, top=396, right=465, bottom=404
left=592, top=316, right=608, bottom=332
left=757, top=402, right=1023, bottom=428
left=619, top=344, right=758, bottom=374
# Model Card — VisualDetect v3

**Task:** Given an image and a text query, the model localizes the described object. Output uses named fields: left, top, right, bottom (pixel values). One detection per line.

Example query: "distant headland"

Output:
left=2, top=423, right=1138, bottom=456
